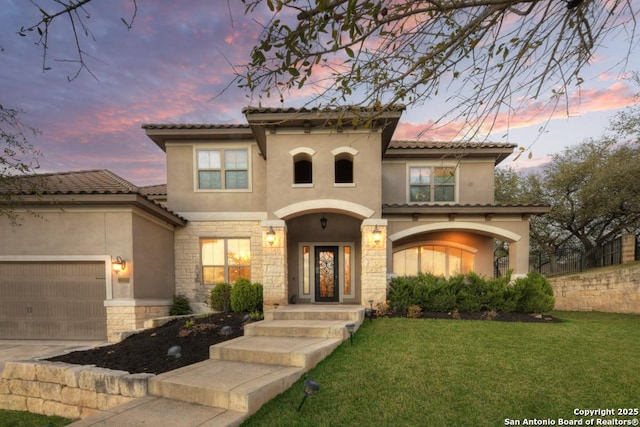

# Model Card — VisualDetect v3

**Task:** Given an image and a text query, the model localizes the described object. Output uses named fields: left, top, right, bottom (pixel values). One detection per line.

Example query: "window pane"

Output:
left=409, top=167, right=430, bottom=184
left=227, top=239, right=250, bottom=266
left=461, top=251, right=474, bottom=273
left=303, top=246, right=310, bottom=295
left=294, top=159, right=313, bottom=184
left=202, top=239, right=224, bottom=266
left=434, top=185, right=454, bottom=201
left=225, top=170, right=248, bottom=189
left=344, top=246, right=351, bottom=295
left=335, top=158, right=353, bottom=183
left=393, top=248, right=418, bottom=276
left=432, top=246, right=447, bottom=277
left=434, top=167, right=455, bottom=184
left=448, top=248, right=462, bottom=276
left=225, top=150, right=248, bottom=169
left=199, top=171, right=221, bottom=189
left=228, top=266, right=250, bottom=283
left=203, top=266, right=224, bottom=285
left=410, top=185, right=430, bottom=202
left=198, top=150, right=220, bottom=169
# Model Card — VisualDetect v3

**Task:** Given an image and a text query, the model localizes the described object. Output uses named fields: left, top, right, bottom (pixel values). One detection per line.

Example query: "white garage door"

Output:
left=0, top=261, right=107, bottom=340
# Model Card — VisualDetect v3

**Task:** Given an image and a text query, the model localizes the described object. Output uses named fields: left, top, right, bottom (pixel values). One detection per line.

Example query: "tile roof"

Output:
left=141, top=123, right=249, bottom=130
left=139, top=184, right=167, bottom=197
left=383, top=203, right=548, bottom=209
left=0, top=170, right=139, bottom=195
left=388, top=140, right=517, bottom=150
left=242, top=105, right=406, bottom=114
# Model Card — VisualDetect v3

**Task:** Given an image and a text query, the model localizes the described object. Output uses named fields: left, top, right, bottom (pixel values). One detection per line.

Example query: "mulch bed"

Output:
left=47, top=310, right=559, bottom=375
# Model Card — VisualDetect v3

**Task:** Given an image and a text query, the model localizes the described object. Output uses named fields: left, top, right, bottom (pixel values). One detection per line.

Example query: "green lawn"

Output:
left=242, top=311, right=640, bottom=427
left=0, top=409, right=71, bottom=427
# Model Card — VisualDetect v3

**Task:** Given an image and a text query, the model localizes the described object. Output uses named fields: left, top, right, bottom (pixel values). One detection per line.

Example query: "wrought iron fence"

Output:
left=495, top=236, right=625, bottom=278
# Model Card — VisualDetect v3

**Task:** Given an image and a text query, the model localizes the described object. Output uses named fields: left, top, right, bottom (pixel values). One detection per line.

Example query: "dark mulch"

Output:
left=47, top=310, right=559, bottom=375
left=47, top=312, right=248, bottom=375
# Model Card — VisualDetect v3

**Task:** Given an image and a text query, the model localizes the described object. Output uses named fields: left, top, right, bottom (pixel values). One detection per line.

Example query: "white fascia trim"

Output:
left=388, top=221, right=522, bottom=243
left=178, top=212, right=268, bottom=221
left=274, top=199, right=375, bottom=220
left=104, top=299, right=173, bottom=307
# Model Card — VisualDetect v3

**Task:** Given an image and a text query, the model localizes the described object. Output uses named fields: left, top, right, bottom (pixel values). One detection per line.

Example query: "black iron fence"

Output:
left=495, top=236, right=626, bottom=278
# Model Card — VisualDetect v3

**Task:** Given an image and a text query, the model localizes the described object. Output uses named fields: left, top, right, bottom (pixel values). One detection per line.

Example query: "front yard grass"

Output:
left=242, top=311, right=640, bottom=427
left=0, top=409, right=71, bottom=426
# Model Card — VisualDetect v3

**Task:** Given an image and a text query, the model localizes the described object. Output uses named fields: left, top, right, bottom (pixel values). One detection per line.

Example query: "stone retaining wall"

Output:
left=0, top=361, right=153, bottom=420
left=549, top=263, right=640, bottom=314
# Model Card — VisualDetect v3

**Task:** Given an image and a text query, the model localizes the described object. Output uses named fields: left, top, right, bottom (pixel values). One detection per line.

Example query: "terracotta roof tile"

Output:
left=139, top=184, right=167, bottom=196
left=243, top=105, right=406, bottom=114
left=141, top=123, right=249, bottom=130
left=388, top=140, right=517, bottom=150
left=0, top=170, right=139, bottom=195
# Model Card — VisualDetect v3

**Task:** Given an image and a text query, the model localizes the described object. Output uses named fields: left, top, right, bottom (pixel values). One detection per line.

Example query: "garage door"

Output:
left=0, top=261, right=107, bottom=340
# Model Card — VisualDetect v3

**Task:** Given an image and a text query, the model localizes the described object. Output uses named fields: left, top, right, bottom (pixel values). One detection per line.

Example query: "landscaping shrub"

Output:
left=230, top=278, right=263, bottom=313
left=210, top=283, right=232, bottom=313
left=407, top=304, right=422, bottom=318
left=512, top=271, right=555, bottom=313
left=169, top=294, right=193, bottom=316
left=387, top=270, right=554, bottom=314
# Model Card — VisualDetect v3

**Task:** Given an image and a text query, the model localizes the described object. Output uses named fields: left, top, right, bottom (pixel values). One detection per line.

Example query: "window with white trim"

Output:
left=201, top=238, right=250, bottom=285
left=409, top=166, right=456, bottom=202
left=197, top=149, right=248, bottom=190
left=393, top=245, right=474, bottom=278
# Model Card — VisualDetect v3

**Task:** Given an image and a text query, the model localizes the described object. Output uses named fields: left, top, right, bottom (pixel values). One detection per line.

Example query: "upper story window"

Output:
left=294, top=154, right=313, bottom=184
left=332, top=147, right=358, bottom=186
left=197, top=148, right=248, bottom=190
left=409, top=166, right=456, bottom=202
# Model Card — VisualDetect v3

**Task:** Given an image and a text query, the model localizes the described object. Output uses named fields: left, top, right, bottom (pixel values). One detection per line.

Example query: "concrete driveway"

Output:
left=0, top=340, right=105, bottom=373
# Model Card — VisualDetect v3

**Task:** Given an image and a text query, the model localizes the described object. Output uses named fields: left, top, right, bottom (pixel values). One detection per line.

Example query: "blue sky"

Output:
left=1, top=0, right=639, bottom=185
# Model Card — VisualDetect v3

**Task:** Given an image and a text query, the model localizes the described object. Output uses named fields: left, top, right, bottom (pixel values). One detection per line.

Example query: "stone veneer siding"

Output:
left=0, top=361, right=153, bottom=420
left=262, top=223, right=287, bottom=309
left=174, top=221, right=264, bottom=312
left=106, top=305, right=169, bottom=343
left=360, top=223, right=387, bottom=306
left=549, top=263, right=640, bottom=314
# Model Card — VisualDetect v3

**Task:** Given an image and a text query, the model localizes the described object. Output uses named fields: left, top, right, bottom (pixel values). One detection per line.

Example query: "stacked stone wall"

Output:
left=106, top=305, right=169, bottom=343
left=549, top=263, right=640, bottom=314
left=174, top=221, right=263, bottom=312
left=0, top=361, right=152, bottom=420
left=360, top=223, right=387, bottom=306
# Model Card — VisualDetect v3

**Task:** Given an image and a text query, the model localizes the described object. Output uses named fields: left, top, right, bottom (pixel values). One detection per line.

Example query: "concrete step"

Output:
left=210, top=335, right=342, bottom=369
left=265, top=305, right=364, bottom=322
left=68, top=395, right=247, bottom=427
left=148, top=359, right=304, bottom=414
left=244, top=319, right=353, bottom=339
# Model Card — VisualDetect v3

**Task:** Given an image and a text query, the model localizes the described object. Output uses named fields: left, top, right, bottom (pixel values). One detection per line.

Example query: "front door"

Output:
left=315, top=246, right=339, bottom=302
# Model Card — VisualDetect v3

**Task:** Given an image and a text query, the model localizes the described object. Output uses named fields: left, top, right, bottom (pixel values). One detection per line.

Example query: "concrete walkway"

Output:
left=0, top=340, right=105, bottom=374
left=69, top=305, right=364, bottom=427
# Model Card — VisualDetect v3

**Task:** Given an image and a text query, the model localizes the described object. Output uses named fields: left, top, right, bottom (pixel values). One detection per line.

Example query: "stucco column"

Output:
left=622, top=233, right=636, bottom=264
left=360, top=219, right=387, bottom=307
left=261, top=220, right=287, bottom=310
left=508, top=238, right=529, bottom=279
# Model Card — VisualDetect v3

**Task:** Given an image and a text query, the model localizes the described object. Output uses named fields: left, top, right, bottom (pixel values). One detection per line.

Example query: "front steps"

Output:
left=148, top=305, right=364, bottom=426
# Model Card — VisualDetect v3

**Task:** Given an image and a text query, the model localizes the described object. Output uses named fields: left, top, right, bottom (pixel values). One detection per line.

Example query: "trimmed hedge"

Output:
left=388, top=271, right=554, bottom=314
left=210, top=283, right=232, bottom=313
left=230, top=278, right=264, bottom=313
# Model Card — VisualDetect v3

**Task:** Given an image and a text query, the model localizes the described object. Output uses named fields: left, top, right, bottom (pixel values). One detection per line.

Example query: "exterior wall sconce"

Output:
left=266, top=226, right=276, bottom=245
left=372, top=226, right=382, bottom=243
left=112, top=256, right=126, bottom=273
left=320, top=214, right=327, bottom=230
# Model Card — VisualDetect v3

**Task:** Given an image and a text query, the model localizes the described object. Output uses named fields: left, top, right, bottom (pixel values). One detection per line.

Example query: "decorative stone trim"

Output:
left=360, top=223, right=387, bottom=306
left=0, top=361, right=153, bottom=420
left=106, top=305, right=170, bottom=343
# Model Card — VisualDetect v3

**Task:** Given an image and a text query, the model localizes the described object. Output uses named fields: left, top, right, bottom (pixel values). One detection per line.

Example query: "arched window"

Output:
left=335, top=156, right=353, bottom=183
left=294, top=154, right=313, bottom=184
left=393, top=244, right=475, bottom=278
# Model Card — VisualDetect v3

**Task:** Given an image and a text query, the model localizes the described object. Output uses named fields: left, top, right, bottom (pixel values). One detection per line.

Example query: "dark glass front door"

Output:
left=315, top=246, right=339, bottom=302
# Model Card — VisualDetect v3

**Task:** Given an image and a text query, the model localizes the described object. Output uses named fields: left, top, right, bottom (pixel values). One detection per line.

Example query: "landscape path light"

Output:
left=297, top=377, right=320, bottom=412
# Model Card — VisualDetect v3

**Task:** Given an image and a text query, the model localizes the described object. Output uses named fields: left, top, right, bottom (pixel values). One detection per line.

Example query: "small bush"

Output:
left=210, top=283, right=232, bottom=313
left=230, top=278, right=263, bottom=313
left=513, top=271, right=555, bottom=313
left=387, top=276, right=416, bottom=311
left=407, top=304, right=422, bottom=318
left=169, top=294, right=192, bottom=316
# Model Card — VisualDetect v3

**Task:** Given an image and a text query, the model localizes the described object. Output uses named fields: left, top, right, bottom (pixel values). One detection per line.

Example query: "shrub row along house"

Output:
left=0, top=106, right=549, bottom=341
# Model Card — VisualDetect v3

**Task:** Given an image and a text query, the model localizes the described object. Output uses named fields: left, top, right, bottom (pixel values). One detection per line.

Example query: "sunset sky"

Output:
left=2, top=0, right=639, bottom=186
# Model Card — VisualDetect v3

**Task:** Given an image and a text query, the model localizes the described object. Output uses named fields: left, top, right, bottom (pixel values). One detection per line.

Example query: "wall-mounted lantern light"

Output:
left=372, top=226, right=382, bottom=243
left=112, top=256, right=126, bottom=273
left=320, top=214, right=327, bottom=230
left=266, top=226, right=276, bottom=245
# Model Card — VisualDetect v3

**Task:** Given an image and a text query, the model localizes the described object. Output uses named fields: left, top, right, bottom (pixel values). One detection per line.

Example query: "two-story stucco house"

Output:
left=0, top=105, right=548, bottom=342
left=143, top=106, right=548, bottom=313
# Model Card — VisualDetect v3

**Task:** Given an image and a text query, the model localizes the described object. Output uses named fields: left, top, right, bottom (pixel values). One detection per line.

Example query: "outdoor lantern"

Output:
left=320, top=214, right=328, bottom=230
left=297, top=377, right=320, bottom=411
left=112, top=256, right=126, bottom=273
left=345, top=323, right=356, bottom=345
left=266, top=226, right=276, bottom=245
left=372, top=226, right=382, bottom=243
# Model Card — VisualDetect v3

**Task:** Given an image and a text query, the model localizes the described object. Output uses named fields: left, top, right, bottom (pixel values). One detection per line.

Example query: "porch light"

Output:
left=112, top=256, right=126, bottom=273
left=320, top=214, right=327, bottom=230
left=297, top=377, right=320, bottom=412
left=372, top=226, right=382, bottom=243
left=266, top=226, right=276, bottom=245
